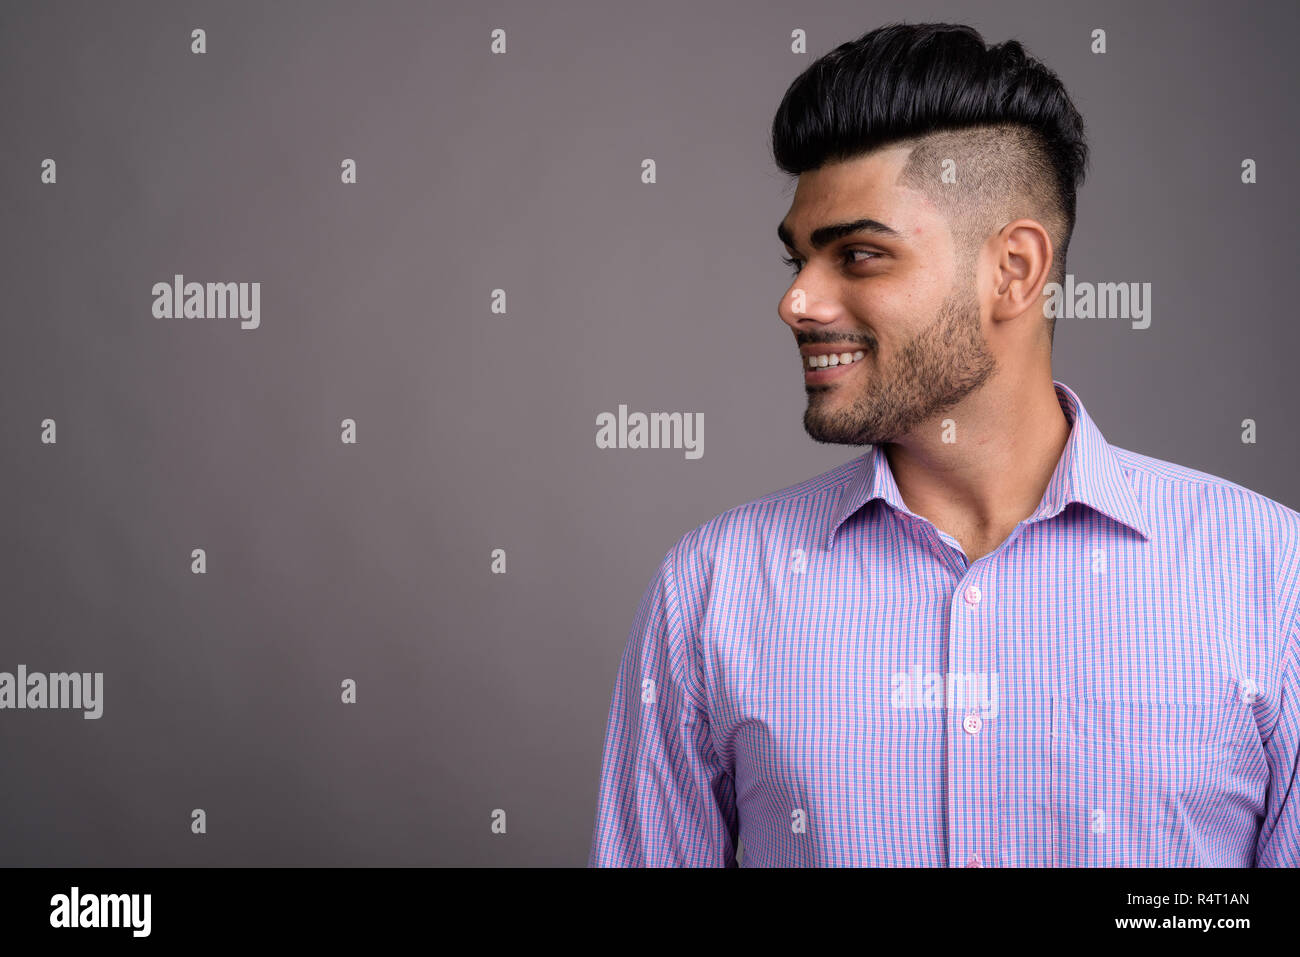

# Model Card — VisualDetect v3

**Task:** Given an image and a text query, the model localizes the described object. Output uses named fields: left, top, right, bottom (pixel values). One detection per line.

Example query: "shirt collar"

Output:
left=825, top=380, right=1151, bottom=549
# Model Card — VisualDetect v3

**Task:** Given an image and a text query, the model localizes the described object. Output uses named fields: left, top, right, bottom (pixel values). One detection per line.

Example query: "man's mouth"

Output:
left=804, top=350, right=866, bottom=370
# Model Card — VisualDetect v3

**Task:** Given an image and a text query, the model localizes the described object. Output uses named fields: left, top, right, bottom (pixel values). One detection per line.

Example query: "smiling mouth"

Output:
left=803, top=350, right=870, bottom=385
left=804, top=349, right=867, bottom=371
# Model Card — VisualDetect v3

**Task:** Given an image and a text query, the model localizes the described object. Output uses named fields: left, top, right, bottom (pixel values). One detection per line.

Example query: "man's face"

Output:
left=777, top=146, right=997, bottom=446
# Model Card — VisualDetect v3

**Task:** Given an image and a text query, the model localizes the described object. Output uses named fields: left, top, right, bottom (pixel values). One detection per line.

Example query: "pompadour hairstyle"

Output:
left=771, top=22, right=1090, bottom=344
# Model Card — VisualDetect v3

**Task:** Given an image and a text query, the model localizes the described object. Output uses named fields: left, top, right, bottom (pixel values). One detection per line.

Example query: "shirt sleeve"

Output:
left=1256, top=606, right=1300, bottom=866
left=587, top=544, right=739, bottom=867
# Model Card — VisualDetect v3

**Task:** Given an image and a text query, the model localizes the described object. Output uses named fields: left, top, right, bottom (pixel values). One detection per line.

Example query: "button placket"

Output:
left=950, top=575, right=996, bottom=867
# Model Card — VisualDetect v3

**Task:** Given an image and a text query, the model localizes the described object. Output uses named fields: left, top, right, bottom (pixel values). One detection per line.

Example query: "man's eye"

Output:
left=780, top=250, right=878, bottom=278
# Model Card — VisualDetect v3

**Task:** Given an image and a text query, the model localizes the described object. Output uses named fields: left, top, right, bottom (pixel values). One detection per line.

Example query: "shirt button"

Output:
left=963, top=714, right=983, bottom=735
left=965, top=853, right=983, bottom=867
left=963, top=584, right=982, bottom=605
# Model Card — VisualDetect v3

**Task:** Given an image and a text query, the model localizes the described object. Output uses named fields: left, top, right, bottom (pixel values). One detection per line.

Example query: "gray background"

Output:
left=0, top=0, right=1295, bottom=866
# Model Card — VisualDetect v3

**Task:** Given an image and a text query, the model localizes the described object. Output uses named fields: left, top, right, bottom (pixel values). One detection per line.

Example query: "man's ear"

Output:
left=989, top=218, right=1053, bottom=322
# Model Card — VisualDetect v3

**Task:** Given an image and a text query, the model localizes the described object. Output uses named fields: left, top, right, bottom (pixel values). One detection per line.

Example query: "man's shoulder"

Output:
left=662, top=453, right=867, bottom=569
left=1111, top=444, right=1300, bottom=530
left=1114, top=443, right=1300, bottom=637
left=1111, top=445, right=1300, bottom=606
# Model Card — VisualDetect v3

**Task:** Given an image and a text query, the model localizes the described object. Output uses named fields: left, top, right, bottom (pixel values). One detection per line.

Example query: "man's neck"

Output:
left=881, top=373, right=1072, bottom=559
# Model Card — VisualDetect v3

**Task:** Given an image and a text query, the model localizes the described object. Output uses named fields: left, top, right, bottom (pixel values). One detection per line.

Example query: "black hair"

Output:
left=771, top=22, right=1089, bottom=340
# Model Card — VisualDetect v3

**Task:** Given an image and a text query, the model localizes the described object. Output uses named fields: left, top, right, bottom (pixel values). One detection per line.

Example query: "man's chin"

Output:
left=803, top=413, right=887, bottom=447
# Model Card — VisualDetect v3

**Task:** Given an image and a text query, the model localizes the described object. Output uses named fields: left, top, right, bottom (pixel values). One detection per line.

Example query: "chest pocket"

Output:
left=1048, top=697, right=1264, bottom=866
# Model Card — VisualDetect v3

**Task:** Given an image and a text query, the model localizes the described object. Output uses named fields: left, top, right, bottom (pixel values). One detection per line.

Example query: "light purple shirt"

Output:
left=588, top=381, right=1300, bottom=866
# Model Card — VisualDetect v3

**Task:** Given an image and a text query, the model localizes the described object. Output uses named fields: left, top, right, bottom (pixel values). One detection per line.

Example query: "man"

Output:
left=587, top=22, right=1299, bottom=866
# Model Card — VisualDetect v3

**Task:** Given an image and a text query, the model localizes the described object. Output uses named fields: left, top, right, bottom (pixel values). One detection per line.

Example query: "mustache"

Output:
left=797, top=338, right=874, bottom=350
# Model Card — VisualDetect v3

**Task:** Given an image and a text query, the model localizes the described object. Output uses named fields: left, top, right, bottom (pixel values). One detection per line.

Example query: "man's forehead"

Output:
left=779, top=146, right=936, bottom=250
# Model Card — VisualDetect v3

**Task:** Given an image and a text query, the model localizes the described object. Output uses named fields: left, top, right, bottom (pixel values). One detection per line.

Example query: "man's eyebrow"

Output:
left=777, top=217, right=905, bottom=252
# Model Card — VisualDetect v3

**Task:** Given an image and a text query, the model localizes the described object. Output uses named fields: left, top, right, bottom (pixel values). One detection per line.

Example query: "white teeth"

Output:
left=807, top=350, right=866, bottom=369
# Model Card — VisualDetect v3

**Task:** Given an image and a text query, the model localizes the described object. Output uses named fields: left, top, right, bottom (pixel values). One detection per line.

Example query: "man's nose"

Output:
left=779, top=283, right=841, bottom=328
